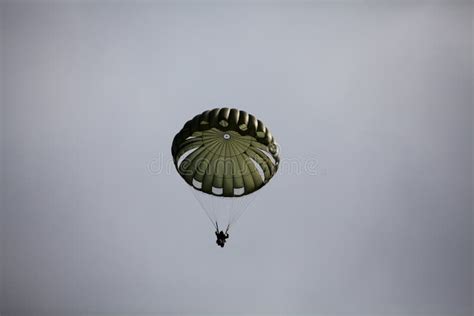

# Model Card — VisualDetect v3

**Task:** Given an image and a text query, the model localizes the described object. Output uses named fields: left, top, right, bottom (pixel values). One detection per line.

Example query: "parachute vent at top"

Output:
left=171, top=108, right=280, bottom=197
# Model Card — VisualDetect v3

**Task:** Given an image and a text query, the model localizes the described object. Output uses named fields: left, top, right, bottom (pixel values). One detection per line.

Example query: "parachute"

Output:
left=171, top=108, right=279, bottom=247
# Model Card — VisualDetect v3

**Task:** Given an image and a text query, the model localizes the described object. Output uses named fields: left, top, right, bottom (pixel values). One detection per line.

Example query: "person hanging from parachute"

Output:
left=171, top=108, right=280, bottom=247
left=215, top=222, right=229, bottom=248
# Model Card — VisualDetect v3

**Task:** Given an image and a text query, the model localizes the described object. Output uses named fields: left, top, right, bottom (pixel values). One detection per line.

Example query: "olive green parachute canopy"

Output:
left=172, top=108, right=279, bottom=197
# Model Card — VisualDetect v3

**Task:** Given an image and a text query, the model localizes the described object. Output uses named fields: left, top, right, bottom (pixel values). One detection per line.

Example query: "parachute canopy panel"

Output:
left=172, top=108, right=279, bottom=197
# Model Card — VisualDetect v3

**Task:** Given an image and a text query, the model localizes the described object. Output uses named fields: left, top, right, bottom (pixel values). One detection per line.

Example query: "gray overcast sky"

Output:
left=0, top=1, right=472, bottom=315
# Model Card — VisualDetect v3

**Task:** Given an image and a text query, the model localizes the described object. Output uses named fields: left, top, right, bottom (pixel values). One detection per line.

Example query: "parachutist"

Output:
left=215, top=230, right=229, bottom=248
